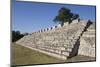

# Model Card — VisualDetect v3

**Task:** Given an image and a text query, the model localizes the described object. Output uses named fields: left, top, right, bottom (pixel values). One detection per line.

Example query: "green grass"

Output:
left=12, top=43, right=95, bottom=65
left=12, top=43, right=65, bottom=65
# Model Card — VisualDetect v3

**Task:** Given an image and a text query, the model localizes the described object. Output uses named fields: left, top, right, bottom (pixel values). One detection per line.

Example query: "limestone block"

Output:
left=57, top=47, right=66, bottom=50
left=66, top=48, right=72, bottom=52
left=72, top=19, right=79, bottom=23
left=55, top=50, right=61, bottom=54
left=57, top=24, right=61, bottom=28
left=87, top=29, right=95, bottom=32
left=64, top=44, right=74, bottom=48
left=82, top=34, right=95, bottom=37
left=63, top=22, right=68, bottom=26
left=62, top=51, right=69, bottom=56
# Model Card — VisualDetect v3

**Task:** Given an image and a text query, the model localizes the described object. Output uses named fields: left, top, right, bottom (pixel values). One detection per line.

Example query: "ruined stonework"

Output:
left=16, top=20, right=96, bottom=60
left=78, top=23, right=95, bottom=57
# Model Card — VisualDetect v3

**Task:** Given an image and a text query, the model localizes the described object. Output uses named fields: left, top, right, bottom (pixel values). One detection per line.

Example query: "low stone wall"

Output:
left=16, top=20, right=96, bottom=60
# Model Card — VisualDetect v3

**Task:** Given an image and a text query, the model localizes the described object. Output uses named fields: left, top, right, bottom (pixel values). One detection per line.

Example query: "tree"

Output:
left=53, top=7, right=79, bottom=26
left=23, top=33, right=29, bottom=36
left=12, top=30, right=24, bottom=42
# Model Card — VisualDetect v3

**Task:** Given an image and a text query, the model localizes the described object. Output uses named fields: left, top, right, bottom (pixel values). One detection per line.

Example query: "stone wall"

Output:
left=16, top=20, right=96, bottom=60
left=78, top=24, right=95, bottom=57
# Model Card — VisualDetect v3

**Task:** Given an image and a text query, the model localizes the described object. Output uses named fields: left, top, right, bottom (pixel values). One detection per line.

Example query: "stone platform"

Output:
left=16, top=20, right=96, bottom=60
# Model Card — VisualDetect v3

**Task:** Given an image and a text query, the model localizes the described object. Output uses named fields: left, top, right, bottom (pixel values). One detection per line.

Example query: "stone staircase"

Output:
left=16, top=20, right=95, bottom=60
left=78, top=24, right=95, bottom=57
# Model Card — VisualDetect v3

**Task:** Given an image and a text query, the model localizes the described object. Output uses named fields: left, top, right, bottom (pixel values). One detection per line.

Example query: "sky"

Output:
left=12, top=1, right=96, bottom=33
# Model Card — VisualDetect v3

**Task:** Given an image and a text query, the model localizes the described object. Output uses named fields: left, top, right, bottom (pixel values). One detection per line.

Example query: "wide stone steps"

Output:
left=16, top=20, right=89, bottom=59
left=37, top=47, right=71, bottom=56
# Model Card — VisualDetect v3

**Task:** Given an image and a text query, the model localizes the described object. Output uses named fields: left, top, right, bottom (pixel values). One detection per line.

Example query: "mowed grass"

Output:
left=12, top=43, right=95, bottom=65
left=12, top=43, right=65, bottom=65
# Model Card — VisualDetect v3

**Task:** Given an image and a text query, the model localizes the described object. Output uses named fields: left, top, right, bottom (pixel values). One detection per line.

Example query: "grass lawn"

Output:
left=12, top=43, right=66, bottom=65
left=12, top=43, right=95, bottom=66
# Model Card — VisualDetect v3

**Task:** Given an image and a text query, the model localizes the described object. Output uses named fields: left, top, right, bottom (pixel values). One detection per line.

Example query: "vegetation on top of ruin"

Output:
left=53, top=7, right=79, bottom=26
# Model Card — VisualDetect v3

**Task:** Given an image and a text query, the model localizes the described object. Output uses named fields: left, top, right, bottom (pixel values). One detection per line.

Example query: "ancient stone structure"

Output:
left=78, top=23, right=95, bottom=57
left=16, top=20, right=96, bottom=60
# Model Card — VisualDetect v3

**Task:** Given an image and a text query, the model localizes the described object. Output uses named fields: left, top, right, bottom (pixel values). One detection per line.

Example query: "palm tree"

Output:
left=53, top=7, right=79, bottom=26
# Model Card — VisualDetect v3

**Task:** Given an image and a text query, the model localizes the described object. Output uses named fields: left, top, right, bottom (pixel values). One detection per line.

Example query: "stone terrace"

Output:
left=16, top=20, right=96, bottom=60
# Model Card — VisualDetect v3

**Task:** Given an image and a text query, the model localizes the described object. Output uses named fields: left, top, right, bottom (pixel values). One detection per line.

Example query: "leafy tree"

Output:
left=12, top=30, right=25, bottom=42
left=53, top=7, right=79, bottom=26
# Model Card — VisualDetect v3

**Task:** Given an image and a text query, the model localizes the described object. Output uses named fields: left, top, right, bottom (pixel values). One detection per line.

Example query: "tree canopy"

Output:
left=12, top=30, right=29, bottom=42
left=53, top=7, right=79, bottom=26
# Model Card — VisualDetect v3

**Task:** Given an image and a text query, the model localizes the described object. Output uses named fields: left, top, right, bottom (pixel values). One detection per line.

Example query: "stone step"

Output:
left=63, top=44, right=74, bottom=48
left=87, top=29, right=95, bottom=32
left=54, top=44, right=74, bottom=47
left=38, top=47, right=62, bottom=55
left=38, top=46, right=73, bottom=53
left=26, top=47, right=68, bottom=60
left=82, top=34, right=95, bottom=37
left=61, top=51, right=70, bottom=56
left=83, top=32, right=95, bottom=35
left=41, top=48, right=70, bottom=56
left=35, top=41, right=76, bottom=48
